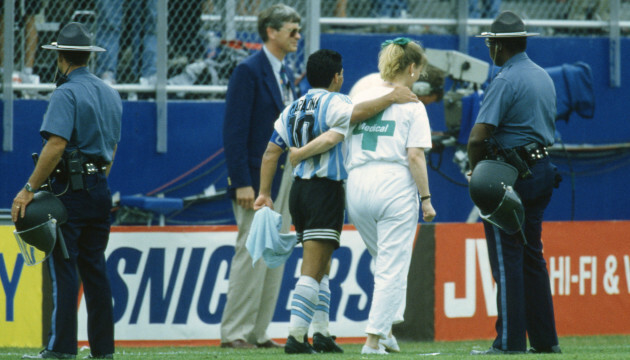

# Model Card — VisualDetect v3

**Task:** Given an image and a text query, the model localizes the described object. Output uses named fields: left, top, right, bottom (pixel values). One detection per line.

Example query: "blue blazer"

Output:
left=223, top=50, right=297, bottom=200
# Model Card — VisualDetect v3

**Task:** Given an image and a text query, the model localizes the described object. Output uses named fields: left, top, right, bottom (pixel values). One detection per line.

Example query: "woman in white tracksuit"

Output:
left=347, top=38, right=437, bottom=355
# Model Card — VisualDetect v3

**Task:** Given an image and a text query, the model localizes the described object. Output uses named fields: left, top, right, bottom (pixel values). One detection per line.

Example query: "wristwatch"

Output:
left=24, top=182, right=36, bottom=193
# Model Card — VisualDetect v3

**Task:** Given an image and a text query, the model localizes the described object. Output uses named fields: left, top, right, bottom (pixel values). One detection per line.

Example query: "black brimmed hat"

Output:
left=476, top=11, right=539, bottom=38
left=42, top=22, right=106, bottom=52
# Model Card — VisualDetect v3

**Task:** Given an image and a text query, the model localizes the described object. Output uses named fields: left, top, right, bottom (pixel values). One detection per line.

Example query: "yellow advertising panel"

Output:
left=0, top=225, right=43, bottom=347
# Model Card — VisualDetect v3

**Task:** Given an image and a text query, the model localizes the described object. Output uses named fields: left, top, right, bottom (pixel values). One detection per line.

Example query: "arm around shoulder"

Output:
left=289, top=130, right=345, bottom=167
left=350, top=85, right=418, bottom=124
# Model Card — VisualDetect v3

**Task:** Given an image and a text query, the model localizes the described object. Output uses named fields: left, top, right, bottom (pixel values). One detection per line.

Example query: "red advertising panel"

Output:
left=434, top=221, right=630, bottom=341
left=543, top=221, right=630, bottom=335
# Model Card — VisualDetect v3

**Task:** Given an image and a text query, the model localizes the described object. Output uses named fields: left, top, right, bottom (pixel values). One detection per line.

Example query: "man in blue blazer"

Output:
left=221, top=3, right=301, bottom=349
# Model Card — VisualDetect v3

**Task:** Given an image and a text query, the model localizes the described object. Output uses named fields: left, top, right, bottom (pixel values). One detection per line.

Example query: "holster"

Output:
left=53, top=151, right=108, bottom=191
left=483, top=140, right=532, bottom=179
left=67, top=158, right=85, bottom=191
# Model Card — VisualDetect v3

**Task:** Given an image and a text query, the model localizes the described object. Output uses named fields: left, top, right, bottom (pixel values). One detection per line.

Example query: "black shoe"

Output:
left=284, top=335, right=317, bottom=354
left=83, top=354, right=114, bottom=359
left=471, top=347, right=525, bottom=355
left=528, top=345, right=562, bottom=354
left=312, top=332, right=344, bottom=353
left=22, top=349, right=76, bottom=359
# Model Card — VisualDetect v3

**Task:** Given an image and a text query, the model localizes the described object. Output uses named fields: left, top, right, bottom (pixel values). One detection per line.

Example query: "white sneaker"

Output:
left=361, top=344, right=388, bottom=355
left=380, top=335, right=400, bottom=352
left=15, top=70, right=42, bottom=99
left=139, top=74, right=157, bottom=87
left=100, top=71, right=116, bottom=86
left=11, top=71, right=22, bottom=84
left=20, top=71, right=40, bottom=84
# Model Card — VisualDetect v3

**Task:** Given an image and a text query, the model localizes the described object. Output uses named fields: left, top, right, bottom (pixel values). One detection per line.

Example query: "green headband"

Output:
left=381, top=37, right=411, bottom=49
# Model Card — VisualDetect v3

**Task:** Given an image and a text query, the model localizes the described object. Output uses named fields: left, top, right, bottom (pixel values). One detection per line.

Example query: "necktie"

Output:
left=280, top=65, right=292, bottom=105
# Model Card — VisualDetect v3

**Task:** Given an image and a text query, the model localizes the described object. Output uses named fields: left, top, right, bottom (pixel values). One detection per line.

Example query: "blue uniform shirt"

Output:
left=40, top=67, right=122, bottom=162
left=475, top=52, right=556, bottom=148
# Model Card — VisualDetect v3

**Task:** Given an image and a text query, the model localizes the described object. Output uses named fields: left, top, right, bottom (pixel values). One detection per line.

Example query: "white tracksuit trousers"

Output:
left=346, top=162, right=419, bottom=339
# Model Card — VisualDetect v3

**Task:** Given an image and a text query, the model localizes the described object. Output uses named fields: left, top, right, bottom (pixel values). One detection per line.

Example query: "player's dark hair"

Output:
left=306, top=49, right=342, bottom=89
left=58, top=50, right=90, bottom=66
left=258, top=4, right=301, bottom=42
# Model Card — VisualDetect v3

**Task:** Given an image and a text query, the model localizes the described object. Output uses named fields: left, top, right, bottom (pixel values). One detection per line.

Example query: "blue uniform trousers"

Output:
left=482, top=157, right=559, bottom=352
left=47, top=173, right=114, bottom=355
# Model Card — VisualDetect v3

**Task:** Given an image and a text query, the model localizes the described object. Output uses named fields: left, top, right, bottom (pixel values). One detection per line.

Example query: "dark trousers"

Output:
left=483, top=157, right=559, bottom=352
left=47, top=173, right=114, bottom=355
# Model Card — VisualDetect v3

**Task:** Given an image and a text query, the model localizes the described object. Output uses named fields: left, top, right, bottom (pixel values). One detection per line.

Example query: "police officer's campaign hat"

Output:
left=42, top=22, right=106, bottom=52
left=476, top=10, right=539, bottom=38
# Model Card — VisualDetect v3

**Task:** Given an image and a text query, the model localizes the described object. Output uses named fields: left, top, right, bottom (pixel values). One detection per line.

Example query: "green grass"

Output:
left=2, top=335, right=630, bottom=359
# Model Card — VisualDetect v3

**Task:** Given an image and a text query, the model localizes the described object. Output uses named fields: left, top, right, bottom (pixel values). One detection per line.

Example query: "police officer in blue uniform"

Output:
left=467, top=11, right=562, bottom=355
left=12, top=22, right=122, bottom=359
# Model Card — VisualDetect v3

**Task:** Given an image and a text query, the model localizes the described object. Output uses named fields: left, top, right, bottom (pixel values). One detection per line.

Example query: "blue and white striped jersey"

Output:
left=274, top=88, right=353, bottom=180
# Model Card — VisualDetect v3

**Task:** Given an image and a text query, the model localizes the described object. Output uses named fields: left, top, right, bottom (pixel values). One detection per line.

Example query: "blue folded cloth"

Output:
left=546, top=61, right=594, bottom=122
left=246, top=207, right=297, bottom=268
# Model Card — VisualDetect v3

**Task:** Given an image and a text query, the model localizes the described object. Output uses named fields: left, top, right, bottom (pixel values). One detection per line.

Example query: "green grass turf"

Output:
left=2, top=335, right=629, bottom=359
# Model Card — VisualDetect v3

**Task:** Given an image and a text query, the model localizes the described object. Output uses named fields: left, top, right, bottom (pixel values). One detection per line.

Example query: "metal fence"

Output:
left=3, top=0, right=629, bottom=98
left=2, top=0, right=308, bottom=100
left=3, top=0, right=630, bottom=151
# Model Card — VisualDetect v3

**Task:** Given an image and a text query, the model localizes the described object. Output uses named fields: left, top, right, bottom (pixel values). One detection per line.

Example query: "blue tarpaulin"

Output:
left=457, top=62, right=595, bottom=144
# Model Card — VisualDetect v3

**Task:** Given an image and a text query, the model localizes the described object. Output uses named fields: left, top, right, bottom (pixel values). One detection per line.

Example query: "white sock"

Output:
left=312, top=275, right=331, bottom=336
left=289, top=275, right=319, bottom=341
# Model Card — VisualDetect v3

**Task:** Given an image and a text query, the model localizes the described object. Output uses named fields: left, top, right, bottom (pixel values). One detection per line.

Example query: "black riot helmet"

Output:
left=13, top=191, right=69, bottom=265
left=469, top=160, right=525, bottom=235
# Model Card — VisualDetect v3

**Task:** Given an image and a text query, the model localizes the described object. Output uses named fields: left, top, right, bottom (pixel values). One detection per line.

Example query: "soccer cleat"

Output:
left=361, top=344, right=388, bottom=355
left=380, top=335, right=400, bottom=352
left=312, top=332, right=343, bottom=353
left=284, top=335, right=317, bottom=354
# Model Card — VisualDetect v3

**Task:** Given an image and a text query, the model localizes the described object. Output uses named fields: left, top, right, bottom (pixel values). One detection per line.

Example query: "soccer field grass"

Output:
left=3, top=335, right=629, bottom=359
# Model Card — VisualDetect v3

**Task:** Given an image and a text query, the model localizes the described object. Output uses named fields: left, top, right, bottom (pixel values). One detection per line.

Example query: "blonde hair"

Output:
left=378, top=40, right=427, bottom=82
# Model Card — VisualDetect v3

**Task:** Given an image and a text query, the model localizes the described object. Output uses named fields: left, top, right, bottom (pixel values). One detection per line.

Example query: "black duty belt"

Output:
left=514, top=143, right=548, bottom=165
left=83, top=162, right=108, bottom=174
left=484, top=142, right=548, bottom=179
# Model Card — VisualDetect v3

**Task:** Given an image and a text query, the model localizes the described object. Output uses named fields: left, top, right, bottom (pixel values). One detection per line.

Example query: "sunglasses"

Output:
left=279, top=26, right=301, bottom=38
left=485, top=38, right=497, bottom=48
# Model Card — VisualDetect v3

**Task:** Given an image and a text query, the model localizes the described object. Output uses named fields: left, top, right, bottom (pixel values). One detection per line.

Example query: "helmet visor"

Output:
left=13, top=219, right=58, bottom=266
left=479, top=187, right=525, bottom=234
